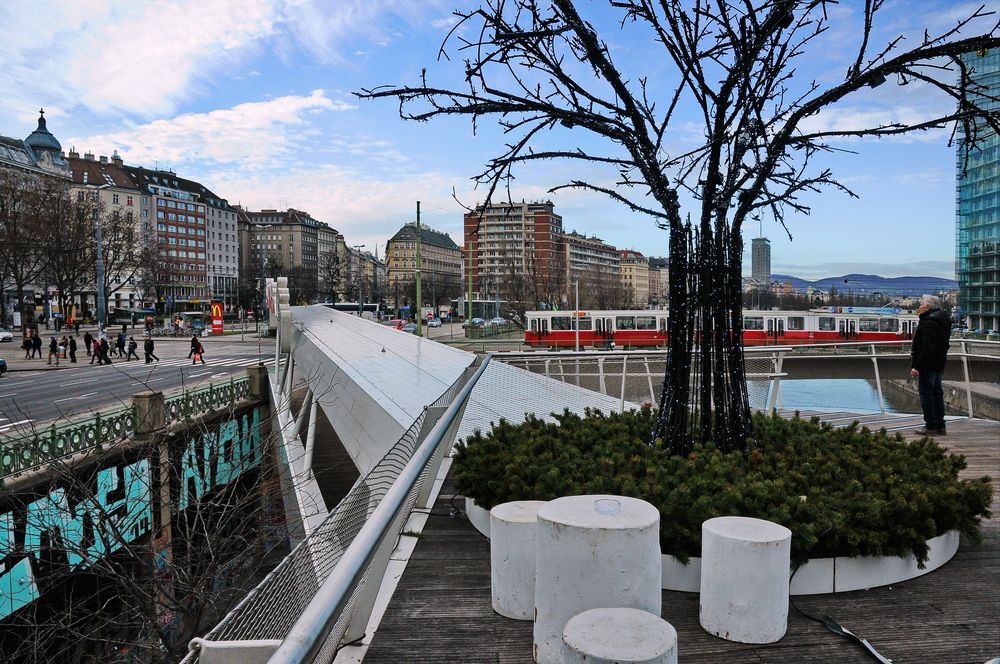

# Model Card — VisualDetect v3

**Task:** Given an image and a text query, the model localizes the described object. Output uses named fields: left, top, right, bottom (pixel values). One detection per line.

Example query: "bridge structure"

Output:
left=175, top=280, right=998, bottom=664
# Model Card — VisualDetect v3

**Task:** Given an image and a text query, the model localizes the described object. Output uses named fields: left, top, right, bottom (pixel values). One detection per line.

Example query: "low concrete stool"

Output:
left=699, top=516, right=792, bottom=644
left=490, top=500, right=546, bottom=620
left=562, top=607, right=678, bottom=664
left=534, top=495, right=661, bottom=664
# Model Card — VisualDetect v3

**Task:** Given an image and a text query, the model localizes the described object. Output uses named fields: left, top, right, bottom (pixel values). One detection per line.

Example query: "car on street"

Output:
left=0, top=328, right=12, bottom=343
left=386, top=319, right=406, bottom=330
left=401, top=323, right=418, bottom=334
left=463, top=317, right=486, bottom=329
left=489, top=316, right=507, bottom=326
left=427, top=318, right=442, bottom=328
left=0, top=357, right=7, bottom=376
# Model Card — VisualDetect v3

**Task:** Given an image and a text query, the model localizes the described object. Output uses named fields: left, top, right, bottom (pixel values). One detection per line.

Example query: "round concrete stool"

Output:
left=699, top=516, right=792, bottom=644
left=490, top=500, right=546, bottom=620
left=534, top=495, right=661, bottom=664
left=562, top=608, right=678, bottom=664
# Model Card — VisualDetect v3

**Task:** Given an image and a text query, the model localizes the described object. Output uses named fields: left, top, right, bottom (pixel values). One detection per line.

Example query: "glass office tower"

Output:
left=956, top=50, right=1000, bottom=332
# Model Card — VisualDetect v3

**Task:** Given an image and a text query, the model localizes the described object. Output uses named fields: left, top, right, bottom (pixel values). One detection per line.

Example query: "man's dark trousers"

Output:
left=918, top=370, right=945, bottom=431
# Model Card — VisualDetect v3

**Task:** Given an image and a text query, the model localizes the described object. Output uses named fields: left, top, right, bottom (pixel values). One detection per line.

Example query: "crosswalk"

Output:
left=84, top=356, right=275, bottom=370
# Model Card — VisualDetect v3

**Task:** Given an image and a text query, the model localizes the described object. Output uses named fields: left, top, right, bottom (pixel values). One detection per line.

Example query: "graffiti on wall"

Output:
left=179, top=407, right=262, bottom=510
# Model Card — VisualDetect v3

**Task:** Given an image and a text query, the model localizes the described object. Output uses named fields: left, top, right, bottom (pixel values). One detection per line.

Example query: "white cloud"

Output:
left=68, top=91, right=352, bottom=169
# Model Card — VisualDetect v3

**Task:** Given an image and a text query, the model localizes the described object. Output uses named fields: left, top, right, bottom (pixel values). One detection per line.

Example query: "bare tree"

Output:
left=318, top=251, right=343, bottom=303
left=42, top=187, right=99, bottom=320
left=360, top=0, right=1000, bottom=454
left=0, top=172, right=57, bottom=325
left=100, top=208, right=143, bottom=304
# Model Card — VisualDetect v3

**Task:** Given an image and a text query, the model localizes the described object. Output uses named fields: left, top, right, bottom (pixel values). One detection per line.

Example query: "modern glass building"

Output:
left=956, top=50, right=1000, bottom=332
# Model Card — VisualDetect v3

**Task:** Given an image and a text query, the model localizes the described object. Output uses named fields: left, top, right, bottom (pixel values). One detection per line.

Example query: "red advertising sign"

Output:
left=211, top=303, right=224, bottom=335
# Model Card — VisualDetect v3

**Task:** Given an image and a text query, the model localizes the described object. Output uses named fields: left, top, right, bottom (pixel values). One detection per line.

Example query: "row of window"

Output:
left=157, top=223, right=206, bottom=236
left=159, top=198, right=204, bottom=213
left=157, top=211, right=203, bottom=223
left=743, top=316, right=900, bottom=332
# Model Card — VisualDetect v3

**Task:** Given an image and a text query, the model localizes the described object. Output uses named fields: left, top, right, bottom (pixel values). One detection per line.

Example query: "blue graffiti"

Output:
left=179, top=407, right=262, bottom=510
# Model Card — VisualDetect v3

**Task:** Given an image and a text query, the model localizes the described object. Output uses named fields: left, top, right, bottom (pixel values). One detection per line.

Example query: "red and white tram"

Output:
left=524, top=308, right=919, bottom=348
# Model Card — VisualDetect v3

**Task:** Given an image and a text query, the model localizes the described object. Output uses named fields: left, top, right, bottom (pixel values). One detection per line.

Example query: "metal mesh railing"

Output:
left=181, top=357, right=484, bottom=663
left=164, top=376, right=252, bottom=425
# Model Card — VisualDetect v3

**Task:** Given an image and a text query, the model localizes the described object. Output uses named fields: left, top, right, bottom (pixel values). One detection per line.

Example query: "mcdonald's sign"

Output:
left=211, top=302, right=224, bottom=335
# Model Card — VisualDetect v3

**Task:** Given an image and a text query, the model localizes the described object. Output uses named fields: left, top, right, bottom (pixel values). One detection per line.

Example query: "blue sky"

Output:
left=0, top=0, right=987, bottom=279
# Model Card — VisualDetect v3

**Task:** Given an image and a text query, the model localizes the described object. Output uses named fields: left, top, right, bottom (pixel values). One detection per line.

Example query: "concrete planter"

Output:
left=465, top=503, right=960, bottom=596
left=466, top=497, right=492, bottom=538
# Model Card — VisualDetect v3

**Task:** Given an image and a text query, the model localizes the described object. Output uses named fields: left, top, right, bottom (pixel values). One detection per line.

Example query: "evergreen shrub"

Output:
left=452, top=407, right=992, bottom=565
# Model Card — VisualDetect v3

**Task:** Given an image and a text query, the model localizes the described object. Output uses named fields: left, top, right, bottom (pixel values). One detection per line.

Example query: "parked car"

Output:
left=489, top=316, right=507, bottom=326
left=0, top=328, right=12, bottom=343
left=0, top=358, right=7, bottom=376
left=427, top=318, right=442, bottom=328
left=463, top=317, right=486, bottom=329
left=386, top=319, right=406, bottom=330
left=401, top=323, right=418, bottom=334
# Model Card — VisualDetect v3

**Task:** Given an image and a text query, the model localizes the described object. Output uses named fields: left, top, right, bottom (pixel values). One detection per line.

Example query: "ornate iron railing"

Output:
left=164, top=377, right=252, bottom=425
left=1, top=376, right=253, bottom=481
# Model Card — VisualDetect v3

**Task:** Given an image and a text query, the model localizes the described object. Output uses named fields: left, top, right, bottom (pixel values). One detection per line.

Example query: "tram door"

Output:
left=900, top=319, right=914, bottom=338
left=604, top=317, right=615, bottom=349
left=765, top=317, right=785, bottom=344
left=838, top=319, right=857, bottom=338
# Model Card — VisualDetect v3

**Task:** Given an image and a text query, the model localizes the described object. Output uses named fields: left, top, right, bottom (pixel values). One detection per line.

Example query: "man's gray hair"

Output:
left=920, top=294, right=941, bottom=309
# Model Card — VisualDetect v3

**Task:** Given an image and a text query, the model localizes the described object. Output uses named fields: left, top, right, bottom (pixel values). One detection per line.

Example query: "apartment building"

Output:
left=386, top=223, right=463, bottom=309
left=463, top=200, right=565, bottom=301
left=619, top=249, right=650, bottom=306
left=238, top=208, right=323, bottom=304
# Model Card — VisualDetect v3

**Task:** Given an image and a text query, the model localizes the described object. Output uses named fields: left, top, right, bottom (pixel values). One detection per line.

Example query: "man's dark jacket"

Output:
left=911, top=307, right=951, bottom=372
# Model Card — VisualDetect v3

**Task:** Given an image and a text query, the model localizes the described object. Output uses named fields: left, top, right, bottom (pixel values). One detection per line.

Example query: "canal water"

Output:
left=749, top=379, right=903, bottom=414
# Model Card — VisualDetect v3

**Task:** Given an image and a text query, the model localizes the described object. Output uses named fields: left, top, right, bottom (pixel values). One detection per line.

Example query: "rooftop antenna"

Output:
left=758, top=217, right=763, bottom=238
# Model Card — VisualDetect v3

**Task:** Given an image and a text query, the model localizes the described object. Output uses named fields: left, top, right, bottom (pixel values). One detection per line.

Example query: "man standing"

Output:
left=84, top=330, right=93, bottom=357
left=47, top=336, right=59, bottom=365
left=69, top=335, right=77, bottom=363
left=31, top=331, right=42, bottom=359
left=910, top=294, right=951, bottom=436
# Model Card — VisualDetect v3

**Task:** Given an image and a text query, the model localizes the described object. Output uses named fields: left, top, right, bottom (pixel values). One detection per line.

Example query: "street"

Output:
left=0, top=337, right=274, bottom=433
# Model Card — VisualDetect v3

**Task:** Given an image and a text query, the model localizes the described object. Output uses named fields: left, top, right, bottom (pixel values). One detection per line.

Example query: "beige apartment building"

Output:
left=386, top=223, right=463, bottom=309
left=239, top=208, right=323, bottom=304
left=619, top=249, right=650, bottom=306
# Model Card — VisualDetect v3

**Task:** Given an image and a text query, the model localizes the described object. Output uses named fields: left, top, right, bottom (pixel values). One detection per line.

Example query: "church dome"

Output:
left=24, top=109, right=61, bottom=154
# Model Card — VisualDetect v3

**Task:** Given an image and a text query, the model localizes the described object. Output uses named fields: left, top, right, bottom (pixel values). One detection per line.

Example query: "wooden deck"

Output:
left=362, top=413, right=999, bottom=664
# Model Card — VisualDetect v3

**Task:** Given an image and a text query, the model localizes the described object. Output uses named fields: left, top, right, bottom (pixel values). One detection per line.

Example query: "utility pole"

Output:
left=415, top=201, right=423, bottom=337
left=574, top=279, right=579, bottom=352
left=352, top=244, right=366, bottom=316
left=467, top=235, right=474, bottom=323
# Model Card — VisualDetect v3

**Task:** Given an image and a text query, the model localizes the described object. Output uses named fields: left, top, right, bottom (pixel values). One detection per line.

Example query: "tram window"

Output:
left=530, top=319, right=538, bottom=333
left=744, top=316, right=764, bottom=330
left=616, top=316, right=636, bottom=330
left=576, top=317, right=593, bottom=331
left=636, top=316, right=657, bottom=330
left=859, top=318, right=879, bottom=332
left=818, top=316, right=835, bottom=331
left=787, top=316, right=805, bottom=331
left=659, top=318, right=667, bottom=333
left=551, top=316, right=572, bottom=331
left=879, top=318, right=899, bottom=332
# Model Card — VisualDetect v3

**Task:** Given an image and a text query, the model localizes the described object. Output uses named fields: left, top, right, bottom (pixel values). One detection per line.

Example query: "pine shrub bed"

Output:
left=452, top=407, right=993, bottom=565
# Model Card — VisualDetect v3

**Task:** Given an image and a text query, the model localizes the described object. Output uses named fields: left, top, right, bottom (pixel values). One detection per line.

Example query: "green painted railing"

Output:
left=1, top=377, right=252, bottom=480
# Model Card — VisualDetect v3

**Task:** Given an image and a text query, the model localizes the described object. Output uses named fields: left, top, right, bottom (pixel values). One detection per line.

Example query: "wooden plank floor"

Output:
left=363, top=414, right=1000, bottom=664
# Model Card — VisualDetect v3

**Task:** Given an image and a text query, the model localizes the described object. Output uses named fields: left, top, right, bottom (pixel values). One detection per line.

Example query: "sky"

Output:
left=0, top=0, right=990, bottom=280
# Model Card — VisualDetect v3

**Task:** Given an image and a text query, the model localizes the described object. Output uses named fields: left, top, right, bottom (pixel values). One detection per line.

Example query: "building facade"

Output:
left=386, top=223, right=463, bottom=310
left=463, top=201, right=565, bottom=303
left=562, top=231, right=619, bottom=283
left=317, top=222, right=346, bottom=301
left=619, top=250, right=649, bottom=306
left=956, top=50, right=999, bottom=331
left=239, top=208, right=322, bottom=304
left=751, top=237, right=771, bottom=288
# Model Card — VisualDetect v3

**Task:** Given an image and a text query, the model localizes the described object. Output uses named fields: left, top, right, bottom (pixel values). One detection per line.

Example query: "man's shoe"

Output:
left=915, top=427, right=940, bottom=436
left=935, top=428, right=947, bottom=436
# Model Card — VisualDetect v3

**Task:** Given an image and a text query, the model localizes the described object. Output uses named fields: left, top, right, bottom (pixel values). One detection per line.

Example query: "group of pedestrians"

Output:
left=18, top=327, right=204, bottom=367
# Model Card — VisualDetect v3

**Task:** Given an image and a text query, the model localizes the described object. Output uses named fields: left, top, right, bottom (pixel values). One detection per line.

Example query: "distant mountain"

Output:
left=769, top=273, right=957, bottom=295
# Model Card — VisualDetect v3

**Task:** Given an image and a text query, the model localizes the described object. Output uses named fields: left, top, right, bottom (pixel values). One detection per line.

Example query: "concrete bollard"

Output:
left=562, top=607, right=678, bottom=664
left=490, top=500, right=546, bottom=620
left=534, top=495, right=661, bottom=664
left=699, top=516, right=792, bottom=644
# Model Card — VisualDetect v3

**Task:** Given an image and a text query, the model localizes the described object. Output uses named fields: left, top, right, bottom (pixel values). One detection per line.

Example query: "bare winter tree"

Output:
left=360, top=0, right=1000, bottom=454
left=41, top=187, right=99, bottom=320
left=100, top=208, right=143, bottom=306
left=318, top=250, right=343, bottom=303
left=0, top=172, right=58, bottom=325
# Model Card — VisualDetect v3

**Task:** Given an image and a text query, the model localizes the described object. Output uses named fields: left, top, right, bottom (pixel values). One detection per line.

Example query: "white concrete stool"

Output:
left=562, top=608, right=678, bottom=664
left=699, top=516, right=792, bottom=644
left=534, top=495, right=661, bottom=664
left=490, top=500, right=546, bottom=620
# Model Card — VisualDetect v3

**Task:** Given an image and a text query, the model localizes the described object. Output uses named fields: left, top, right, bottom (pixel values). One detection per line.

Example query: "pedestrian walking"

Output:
left=192, top=340, right=206, bottom=365
left=47, top=337, right=60, bottom=365
left=59, top=335, right=68, bottom=360
left=69, top=335, right=77, bottom=363
left=90, top=338, right=101, bottom=364
left=126, top=336, right=139, bottom=361
left=22, top=334, right=31, bottom=359
left=188, top=333, right=200, bottom=359
left=31, top=332, right=42, bottom=359
left=116, top=333, right=126, bottom=358
left=910, top=294, right=951, bottom=436
left=99, top=337, right=112, bottom=365
left=74, top=320, right=81, bottom=335
left=84, top=331, right=93, bottom=356
left=121, top=322, right=128, bottom=337
left=144, top=337, right=159, bottom=363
